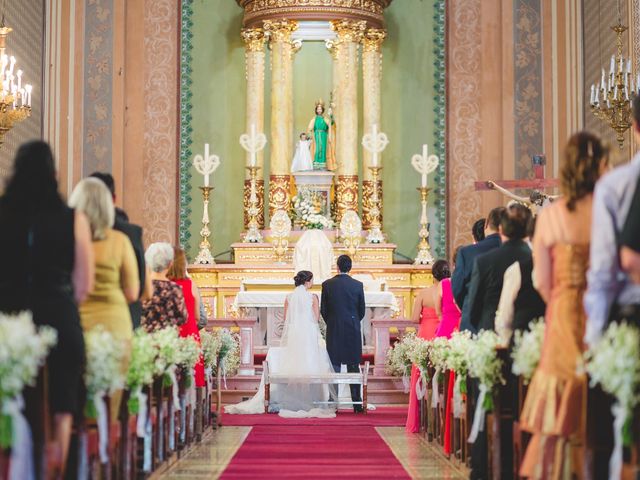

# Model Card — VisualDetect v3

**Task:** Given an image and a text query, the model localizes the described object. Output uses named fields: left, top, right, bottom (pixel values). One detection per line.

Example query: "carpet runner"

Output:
left=220, top=407, right=410, bottom=479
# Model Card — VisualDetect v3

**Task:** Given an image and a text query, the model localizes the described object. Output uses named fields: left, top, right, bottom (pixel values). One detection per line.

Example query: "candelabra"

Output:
left=589, top=21, right=639, bottom=148
left=414, top=186, right=434, bottom=265
left=194, top=186, right=215, bottom=265
left=243, top=166, right=262, bottom=243
left=366, top=166, right=384, bottom=244
left=0, top=26, right=33, bottom=146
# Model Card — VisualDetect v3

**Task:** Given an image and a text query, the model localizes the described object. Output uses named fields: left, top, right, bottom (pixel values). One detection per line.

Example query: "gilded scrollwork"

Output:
left=331, top=19, right=367, bottom=43
left=335, top=174, right=359, bottom=222
left=268, top=174, right=291, bottom=216
left=362, top=179, right=383, bottom=229
left=243, top=179, right=265, bottom=229
left=241, top=28, right=266, bottom=52
left=363, top=28, right=386, bottom=52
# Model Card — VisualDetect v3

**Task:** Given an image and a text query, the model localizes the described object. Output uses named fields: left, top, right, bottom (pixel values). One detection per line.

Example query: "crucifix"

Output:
left=474, top=155, right=560, bottom=212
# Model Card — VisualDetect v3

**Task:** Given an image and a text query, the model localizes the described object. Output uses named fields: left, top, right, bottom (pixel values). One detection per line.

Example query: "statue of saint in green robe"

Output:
left=307, top=101, right=335, bottom=171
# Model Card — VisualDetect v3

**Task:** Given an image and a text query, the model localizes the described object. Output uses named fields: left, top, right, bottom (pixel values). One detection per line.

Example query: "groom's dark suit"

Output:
left=320, top=273, right=366, bottom=405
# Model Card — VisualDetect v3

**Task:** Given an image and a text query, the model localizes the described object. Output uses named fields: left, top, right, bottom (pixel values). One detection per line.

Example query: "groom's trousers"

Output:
left=332, top=363, right=362, bottom=404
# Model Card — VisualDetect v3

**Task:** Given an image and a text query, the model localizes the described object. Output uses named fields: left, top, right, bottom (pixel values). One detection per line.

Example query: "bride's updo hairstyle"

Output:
left=561, top=131, right=608, bottom=211
left=294, top=270, right=313, bottom=287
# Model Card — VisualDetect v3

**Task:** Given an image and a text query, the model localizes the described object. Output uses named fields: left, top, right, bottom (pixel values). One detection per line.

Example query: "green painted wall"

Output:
left=185, top=0, right=441, bottom=261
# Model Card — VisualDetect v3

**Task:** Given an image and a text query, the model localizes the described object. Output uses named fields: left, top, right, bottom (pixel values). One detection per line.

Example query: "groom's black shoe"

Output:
left=353, top=405, right=364, bottom=413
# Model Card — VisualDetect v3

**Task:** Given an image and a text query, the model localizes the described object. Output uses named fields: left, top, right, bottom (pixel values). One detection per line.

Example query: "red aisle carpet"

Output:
left=220, top=407, right=410, bottom=479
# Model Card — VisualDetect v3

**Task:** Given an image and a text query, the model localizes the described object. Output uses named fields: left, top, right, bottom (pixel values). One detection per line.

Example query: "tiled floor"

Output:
left=156, top=426, right=468, bottom=480
left=377, top=427, right=469, bottom=479
left=156, top=427, right=250, bottom=479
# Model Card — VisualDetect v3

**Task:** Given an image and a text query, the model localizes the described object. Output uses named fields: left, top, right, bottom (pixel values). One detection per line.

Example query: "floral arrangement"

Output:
left=445, top=330, right=473, bottom=396
left=85, top=326, right=125, bottom=401
left=584, top=322, right=640, bottom=446
left=126, top=329, right=157, bottom=392
left=385, top=332, right=419, bottom=377
left=175, top=335, right=201, bottom=370
left=466, top=330, right=505, bottom=410
left=150, top=327, right=181, bottom=378
left=217, top=328, right=240, bottom=378
left=511, top=318, right=545, bottom=384
left=429, top=337, right=451, bottom=372
left=0, top=311, right=57, bottom=448
left=291, top=188, right=333, bottom=230
left=200, top=329, right=221, bottom=370
left=408, top=338, right=431, bottom=373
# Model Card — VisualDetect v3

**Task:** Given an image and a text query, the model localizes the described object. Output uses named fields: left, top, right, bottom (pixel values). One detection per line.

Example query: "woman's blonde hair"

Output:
left=68, top=177, right=114, bottom=240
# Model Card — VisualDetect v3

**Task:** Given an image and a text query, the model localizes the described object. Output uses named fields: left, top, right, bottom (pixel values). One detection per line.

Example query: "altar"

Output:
left=234, top=286, right=398, bottom=350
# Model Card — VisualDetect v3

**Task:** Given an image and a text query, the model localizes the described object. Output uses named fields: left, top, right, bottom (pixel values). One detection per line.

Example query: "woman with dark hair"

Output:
left=0, top=140, right=94, bottom=476
left=519, top=131, right=609, bottom=479
left=168, top=247, right=205, bottom=387
left=406, top=259, right=461, bottom=433
left=226, top=270, right=336, bottom=417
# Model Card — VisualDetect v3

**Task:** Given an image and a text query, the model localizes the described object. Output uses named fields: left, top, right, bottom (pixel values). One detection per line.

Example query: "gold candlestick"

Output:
left=243, top=166, right=263, bottom=243
left=366, top=166, right=384, bottom=244
left=414, top=186, right=434, bottom=265
left=194, top=186, right=215, bottom=265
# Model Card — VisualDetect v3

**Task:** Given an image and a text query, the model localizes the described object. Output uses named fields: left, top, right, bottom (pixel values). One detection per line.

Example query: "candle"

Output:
left=25, top=85, right=32, bottom=106
left=627, top=59, right=632, bottom=74
left=421, top=144, right=428, bottom=187
left=8, top=56, right=15, bottom=75
left=203, top=143, right=210, bottom=186
left=16, top=70, right=21, bottom=90
left=601, top=69, right=606, bottom=89
left=610, top=55, right=615, bottom=75
left=590, top=84, right=595, bottom=104
left=619, top=56, right=624, bottom=73
left=371, top=123, right=379, bottom=167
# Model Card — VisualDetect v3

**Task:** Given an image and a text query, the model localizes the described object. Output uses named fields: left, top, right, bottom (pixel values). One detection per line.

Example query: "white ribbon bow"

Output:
left=609, top=402, right=626, bottom=480
left=415, top=369, right=428, bottom=400
left=93, top=392, right=109, bottom=464
left=431, top=368, right=440, bottom=408
left=468, top=384, right=489, bottom=443
left=168, top=366, right=181, bottom=412
left=453, top=375, right=465, bottom=418
left=3, top=395, right=34, bottom=480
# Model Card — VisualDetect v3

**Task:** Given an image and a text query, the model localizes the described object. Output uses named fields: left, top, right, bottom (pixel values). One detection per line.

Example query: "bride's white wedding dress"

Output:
left=225, top=285, right=336, bottom=418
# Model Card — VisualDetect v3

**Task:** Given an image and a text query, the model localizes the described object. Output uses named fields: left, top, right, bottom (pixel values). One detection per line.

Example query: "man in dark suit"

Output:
left=451, top=207, right=505, bottom=333
left=466, top=203, right=545, bottom=480
left=90, top=172, right=146, bottom=328
left=320, top=255, right=366, bottom=413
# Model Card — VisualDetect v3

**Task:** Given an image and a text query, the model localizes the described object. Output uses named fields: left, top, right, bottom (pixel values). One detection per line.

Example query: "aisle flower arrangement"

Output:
left=385, top=332, right=420, bottom=377
left=291, top=188, right=333, bottom=230
left=445, top=330, right=474, bottom=396
left=200, top=329, right=221, bottom=370
left=85, top=326, right=125, bottom=417
left=217, top=329, right=240, bottom=378
left=0, top=311, right=57, bottom=448
left=511, top=318, right=545, bottom=384
left=466, top=330, right=504, bottom=411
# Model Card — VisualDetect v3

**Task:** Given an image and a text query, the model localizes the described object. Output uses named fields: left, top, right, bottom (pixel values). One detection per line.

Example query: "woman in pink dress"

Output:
left=406, top=260, right=457, bottom=433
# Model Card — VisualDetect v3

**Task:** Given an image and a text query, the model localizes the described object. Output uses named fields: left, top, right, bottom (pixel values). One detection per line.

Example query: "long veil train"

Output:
left=225, top=285, right=336, bottom=418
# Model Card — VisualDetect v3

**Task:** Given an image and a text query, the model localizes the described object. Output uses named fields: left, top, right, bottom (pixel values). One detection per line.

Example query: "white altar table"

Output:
left=234, top=290, right=398, bottom=348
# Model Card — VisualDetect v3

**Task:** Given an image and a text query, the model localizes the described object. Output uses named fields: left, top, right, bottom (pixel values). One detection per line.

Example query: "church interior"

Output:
left=1, top=0, right=640, bottom=479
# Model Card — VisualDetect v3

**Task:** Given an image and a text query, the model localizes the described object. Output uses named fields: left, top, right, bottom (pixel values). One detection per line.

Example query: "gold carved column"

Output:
left=362, top=28, right=386, bottom=230
left=241, top=28, right=266, bottom=229
left=332, top=20, right=366, bottom=221
left=265, top=19, right=297, bottom=216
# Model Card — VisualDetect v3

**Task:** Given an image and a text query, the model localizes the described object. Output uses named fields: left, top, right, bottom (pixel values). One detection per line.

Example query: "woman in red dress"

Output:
left=168, top=247, right=205, bottom=387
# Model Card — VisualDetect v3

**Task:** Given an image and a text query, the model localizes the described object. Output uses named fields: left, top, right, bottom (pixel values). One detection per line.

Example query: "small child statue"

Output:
left=291, top=132, right=313, bottom=173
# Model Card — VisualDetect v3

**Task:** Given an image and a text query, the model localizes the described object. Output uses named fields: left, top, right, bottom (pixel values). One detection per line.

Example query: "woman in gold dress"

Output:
left=69, top=178, right=140, bottom=416
left=519, top=132, right=609, bottom=479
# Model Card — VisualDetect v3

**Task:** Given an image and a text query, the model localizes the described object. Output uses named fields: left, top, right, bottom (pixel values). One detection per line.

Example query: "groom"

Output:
left=320, top=255, right=366, bottom=413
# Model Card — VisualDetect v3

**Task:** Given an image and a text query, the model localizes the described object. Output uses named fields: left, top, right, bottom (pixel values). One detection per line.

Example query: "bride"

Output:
left=225, top=270, right=336, bottom=418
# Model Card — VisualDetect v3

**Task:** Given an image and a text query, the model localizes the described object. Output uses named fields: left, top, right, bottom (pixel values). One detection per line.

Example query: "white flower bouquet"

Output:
left=200, top=329, right=221, bottom=370
left=291, top=188, right=333, bottom=230
left=126, top=329, right=157, bottom=402
left=175, top=335, right=201, bottom=370
left=511, top=318, right=545, bottom=384
left=408, top=338, right=431, bottom=373
left=466, top=330, right=504, bottom=411
left=0, top=311, right=57, bottom=448
left=429, top=336, right=451, bottom=373
left=84, top=326, right=125, bottom=418
left=217, top=329, right=240, bottom=378
left=385, top=332, right=419, bottom=377
left=584, top=322, right=640, bottom=447
left=445, top=330, right=473, bottom=395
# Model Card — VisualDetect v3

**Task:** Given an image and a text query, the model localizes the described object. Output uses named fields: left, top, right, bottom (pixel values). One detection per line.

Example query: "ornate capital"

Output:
left=331, top=19, right=366, bottom=43
left=325, top=39, right=341, bottom=60
left=263, top=19, right=298, bottom=43
left=363, top=28, right=386, bottom=52
left=241, top=28, right=266, bottom=52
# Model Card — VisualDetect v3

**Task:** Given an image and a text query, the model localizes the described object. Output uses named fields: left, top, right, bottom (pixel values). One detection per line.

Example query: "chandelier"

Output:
left=589, top=20, right=638, bottom=148
left=0, top=24, right=32, bottom=147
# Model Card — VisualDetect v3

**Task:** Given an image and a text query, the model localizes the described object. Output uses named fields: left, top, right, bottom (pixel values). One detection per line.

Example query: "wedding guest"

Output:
left=142, top=242, right=188, bottom=332
left=0, top=141, right=94, bottom=477
left=168, top=247, right=205, bottom=387
left=585, top=96, right=640, bottom=341
left=472, top=218, right=486, bottom=243
left=405, top=259, right=448, bottom=433
left=89, top=172, right=146, bottom=328
left=520, top=131, right=609, bottom=479
left=451, top=207, right=505, bottom=333
left=69, top=178, right=139, bottom=417
left=466, top=203, right=545, bottom=480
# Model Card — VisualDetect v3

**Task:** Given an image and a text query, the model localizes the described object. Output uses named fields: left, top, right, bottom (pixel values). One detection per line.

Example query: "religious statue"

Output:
left=307, top=99, right=336, bottom=171
left=485, top=180, right=561, bottom=215
left=291, top=133, right=313, bottom=172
